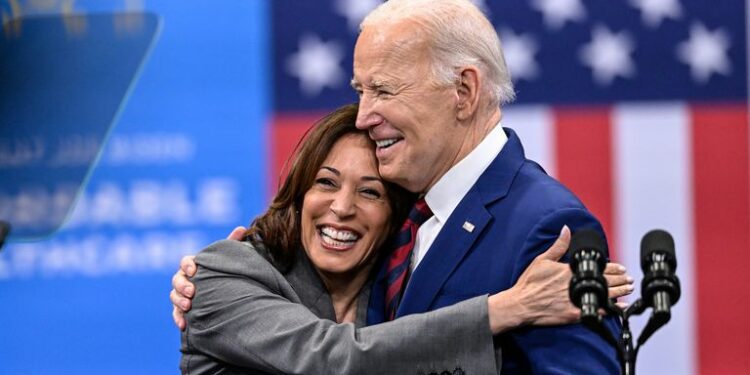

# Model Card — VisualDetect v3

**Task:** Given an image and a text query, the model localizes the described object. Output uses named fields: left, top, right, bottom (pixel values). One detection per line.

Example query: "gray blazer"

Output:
left=180, top=240, right=501, bottom=374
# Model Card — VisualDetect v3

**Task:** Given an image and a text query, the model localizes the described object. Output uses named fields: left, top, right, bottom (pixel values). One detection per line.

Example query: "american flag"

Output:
left=270, top=1, right=749, bottom=374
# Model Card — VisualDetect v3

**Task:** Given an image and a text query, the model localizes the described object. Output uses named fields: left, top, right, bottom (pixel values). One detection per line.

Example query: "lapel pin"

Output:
left=462, top=221, right=475, bottom=233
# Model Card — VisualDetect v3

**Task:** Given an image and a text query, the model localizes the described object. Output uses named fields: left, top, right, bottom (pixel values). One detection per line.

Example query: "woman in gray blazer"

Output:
left=179, top=103, right=631, bottom=374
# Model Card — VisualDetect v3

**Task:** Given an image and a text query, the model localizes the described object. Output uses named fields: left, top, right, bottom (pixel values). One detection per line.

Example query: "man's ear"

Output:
left=456, top=66, right=480, bottom=121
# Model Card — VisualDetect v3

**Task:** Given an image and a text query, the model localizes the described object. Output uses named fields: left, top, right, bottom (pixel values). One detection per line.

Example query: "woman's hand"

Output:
left=487, top=226, right=634, bottom=334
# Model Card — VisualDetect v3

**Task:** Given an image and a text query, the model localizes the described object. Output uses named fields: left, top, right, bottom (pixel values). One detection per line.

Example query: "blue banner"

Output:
left=0, top=1, right=269, bottom=373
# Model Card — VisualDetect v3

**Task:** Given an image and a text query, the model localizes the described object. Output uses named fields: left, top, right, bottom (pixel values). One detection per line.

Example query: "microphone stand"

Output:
left=569, top=229, right=678, bottom=374
left=584, top=298, right=669, bottom=375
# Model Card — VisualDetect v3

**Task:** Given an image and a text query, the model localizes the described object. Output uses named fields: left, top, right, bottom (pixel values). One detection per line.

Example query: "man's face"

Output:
left=352, top=22, right=467, bottom=193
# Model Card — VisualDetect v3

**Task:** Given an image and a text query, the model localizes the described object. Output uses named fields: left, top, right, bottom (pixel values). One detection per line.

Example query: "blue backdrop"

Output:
left=2, top=0, right=749, bottom=374
left=0, top=1, right=269, bottom=373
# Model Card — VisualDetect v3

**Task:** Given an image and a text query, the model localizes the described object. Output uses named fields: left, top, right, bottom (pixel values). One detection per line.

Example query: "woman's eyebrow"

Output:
left=321, top=166, right=340, bottom=175
left=322, top=166, right=381, bottom=182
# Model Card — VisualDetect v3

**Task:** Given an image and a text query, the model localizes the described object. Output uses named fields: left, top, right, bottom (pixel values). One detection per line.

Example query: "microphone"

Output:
left=569, top=228, right=609, bottom=324
left=640, top=229, right=681, bottom=322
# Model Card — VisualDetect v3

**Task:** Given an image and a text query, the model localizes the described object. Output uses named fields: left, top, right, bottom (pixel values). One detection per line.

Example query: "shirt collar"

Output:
left=424, top=122, right=507, bottom=223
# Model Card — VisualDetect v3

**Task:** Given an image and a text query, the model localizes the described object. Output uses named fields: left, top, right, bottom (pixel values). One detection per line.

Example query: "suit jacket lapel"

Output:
left=285, top=248, right=337, bottom=321
left=396, top=190, right=492, bottom=316
left=395, top=128, right=527, bottom=317
left=367, top=258, right=389, bottom=324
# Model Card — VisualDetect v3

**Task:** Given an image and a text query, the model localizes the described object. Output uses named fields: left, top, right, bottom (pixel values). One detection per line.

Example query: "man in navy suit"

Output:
left=172, top=0, right=625, bottom=373
left=351, top=0, right=620, bottom=373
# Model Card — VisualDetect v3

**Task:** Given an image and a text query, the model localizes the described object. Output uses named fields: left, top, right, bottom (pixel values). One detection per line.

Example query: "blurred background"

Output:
left=0, top=0, right=747, bottom=374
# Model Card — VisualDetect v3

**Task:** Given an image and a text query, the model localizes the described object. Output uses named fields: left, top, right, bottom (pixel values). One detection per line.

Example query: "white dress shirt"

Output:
left=410, top=122, right=508, bottom=272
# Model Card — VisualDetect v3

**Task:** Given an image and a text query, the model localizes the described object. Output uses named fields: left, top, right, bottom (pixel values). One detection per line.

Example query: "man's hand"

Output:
left=487, top=226, right=634, bottom=334
left=171, top=226, right=246, bottom=330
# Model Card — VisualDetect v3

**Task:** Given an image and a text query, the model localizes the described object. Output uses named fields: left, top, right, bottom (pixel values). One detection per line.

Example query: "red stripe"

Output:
left=553, top=107, right=618, bottom=260
left=691, top=104, right=750, bottom=375
left=415, top=199, right=431, bottom=217
left=386, top=241, right=413, bottom=271
left=269, top=113, right=327, bottom=196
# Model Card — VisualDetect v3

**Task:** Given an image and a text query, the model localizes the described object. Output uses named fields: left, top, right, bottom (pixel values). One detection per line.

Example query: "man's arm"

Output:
left=506, top=208, right=622, bottom=374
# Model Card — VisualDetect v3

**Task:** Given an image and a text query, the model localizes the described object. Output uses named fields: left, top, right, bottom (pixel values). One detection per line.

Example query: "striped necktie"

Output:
left=385, top=198, right=433, bottom=320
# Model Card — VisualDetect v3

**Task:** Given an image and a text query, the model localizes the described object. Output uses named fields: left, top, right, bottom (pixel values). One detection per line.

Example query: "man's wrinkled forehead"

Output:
left=359, top=21, right=428, bottom=56
left=353, top=23, right=430, bottom=83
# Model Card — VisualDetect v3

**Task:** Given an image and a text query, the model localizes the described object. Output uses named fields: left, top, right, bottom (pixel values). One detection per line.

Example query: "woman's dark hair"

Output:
left=244, top=103, right=416, bottom=269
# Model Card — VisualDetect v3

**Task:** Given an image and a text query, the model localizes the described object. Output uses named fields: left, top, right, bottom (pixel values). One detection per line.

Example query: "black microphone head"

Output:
left=569, top=228, right=607, bottom=269
left=568, top=228, right=608, bottom=315
left=640, top=229, right=676, bottom=271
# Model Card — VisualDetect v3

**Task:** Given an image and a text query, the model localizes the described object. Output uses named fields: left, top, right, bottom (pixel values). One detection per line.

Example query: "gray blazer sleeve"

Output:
left=181, top=240, right=499, bottom=375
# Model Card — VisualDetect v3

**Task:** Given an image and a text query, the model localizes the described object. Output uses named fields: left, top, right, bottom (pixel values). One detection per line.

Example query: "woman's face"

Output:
left=300, top=133, right=392, bottom=278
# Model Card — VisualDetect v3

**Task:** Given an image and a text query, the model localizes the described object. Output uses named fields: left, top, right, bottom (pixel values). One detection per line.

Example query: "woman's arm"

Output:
left=172, top=229, right=632, bottom=331
left=182, top=240, right=499, bottom=375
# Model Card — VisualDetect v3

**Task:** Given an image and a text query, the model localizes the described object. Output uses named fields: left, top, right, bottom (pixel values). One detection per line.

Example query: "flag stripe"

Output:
left=504, top=106, right=556, bottom=177
left=691, top=104, right=750, bottom=375
left=613, top=103, right=696, bottom=375
left=554, top=107, right=618, bottom=259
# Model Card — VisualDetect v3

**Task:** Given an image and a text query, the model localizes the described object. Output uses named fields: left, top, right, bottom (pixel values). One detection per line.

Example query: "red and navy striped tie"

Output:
left=385, top=198, right=432, bottom=320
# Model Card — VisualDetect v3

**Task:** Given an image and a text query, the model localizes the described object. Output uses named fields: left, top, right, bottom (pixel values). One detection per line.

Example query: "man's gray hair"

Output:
left=361, top=0, right=515, bottom=106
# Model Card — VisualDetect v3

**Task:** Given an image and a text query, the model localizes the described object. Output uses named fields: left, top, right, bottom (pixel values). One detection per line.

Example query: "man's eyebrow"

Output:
left=351, top=80, right=397, bottom=92
left=371, top=79, right=394, bottom=88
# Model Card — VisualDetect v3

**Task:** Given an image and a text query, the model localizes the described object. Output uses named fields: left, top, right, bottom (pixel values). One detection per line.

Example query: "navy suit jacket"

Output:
left=368, top=128, right=620, bottom=374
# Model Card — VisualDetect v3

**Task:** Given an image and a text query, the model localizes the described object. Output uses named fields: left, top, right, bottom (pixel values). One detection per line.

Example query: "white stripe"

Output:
left=503, top=105, right=556, bottom=177
left=613, top=103, right=696, bottom=375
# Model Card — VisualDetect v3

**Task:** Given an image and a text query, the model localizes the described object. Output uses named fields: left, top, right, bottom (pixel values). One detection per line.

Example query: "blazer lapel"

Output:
left=285, top=248, right=337, bottom=321
left=396, top=190, right=492, bottom=317
left=366, top=255, right=391, bottom=324
left=395, top=128, right=528, bottom=317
